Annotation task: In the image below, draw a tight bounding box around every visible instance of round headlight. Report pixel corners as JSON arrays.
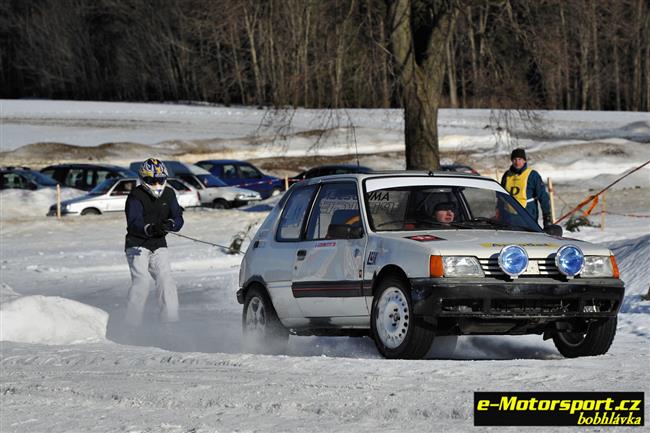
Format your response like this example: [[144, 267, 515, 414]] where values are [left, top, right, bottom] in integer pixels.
[[498, 245, 529, 277], [555, 245, 584, 277]]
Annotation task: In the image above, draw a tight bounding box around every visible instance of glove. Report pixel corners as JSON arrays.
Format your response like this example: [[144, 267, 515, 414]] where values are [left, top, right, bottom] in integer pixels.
[[162, 219, 175, 232], [148, 222, 167, 237], [542, 213, 552, 229]]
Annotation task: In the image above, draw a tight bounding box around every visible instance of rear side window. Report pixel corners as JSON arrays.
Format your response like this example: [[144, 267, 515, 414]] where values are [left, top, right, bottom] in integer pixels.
[[277, 185, 317, 241], [222, 164, 238, 179], [306, 183, 361, 240], [240, 164, 262, 179]]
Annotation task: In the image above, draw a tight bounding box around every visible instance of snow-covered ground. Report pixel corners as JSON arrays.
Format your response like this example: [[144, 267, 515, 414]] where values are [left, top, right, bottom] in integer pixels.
[[1, 100, 649, 433]]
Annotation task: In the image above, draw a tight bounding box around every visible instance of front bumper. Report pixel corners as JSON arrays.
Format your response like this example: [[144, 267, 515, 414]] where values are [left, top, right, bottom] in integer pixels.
[[47, 208, 77, 216], [409, 277, 624, 319]]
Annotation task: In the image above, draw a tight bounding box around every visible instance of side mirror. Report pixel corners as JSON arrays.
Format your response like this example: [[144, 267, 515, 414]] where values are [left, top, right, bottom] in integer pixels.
[[544, 224, 563, 237]]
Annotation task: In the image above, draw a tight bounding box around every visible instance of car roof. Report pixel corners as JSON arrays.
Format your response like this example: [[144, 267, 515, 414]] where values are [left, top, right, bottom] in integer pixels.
[[197, 159, 252, 165], [41, 163, 131, 170], [297, 170, 501, 187]]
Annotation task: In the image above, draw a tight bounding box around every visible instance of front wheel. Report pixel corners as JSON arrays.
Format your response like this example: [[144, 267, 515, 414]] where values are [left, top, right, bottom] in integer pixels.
[[242, 286, 289, 354], [552, 317, 617, 358], [371, 276, 434, 359], [212, 199, 229, 209]]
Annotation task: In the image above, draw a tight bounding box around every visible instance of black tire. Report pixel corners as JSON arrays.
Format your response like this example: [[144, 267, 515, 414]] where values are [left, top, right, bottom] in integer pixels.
[[212, 199, 229, 209], [371, 276, 434, 359], [80, 208, 100, 215], [552, 317, 617, 358], [242, 285, 289, 354]]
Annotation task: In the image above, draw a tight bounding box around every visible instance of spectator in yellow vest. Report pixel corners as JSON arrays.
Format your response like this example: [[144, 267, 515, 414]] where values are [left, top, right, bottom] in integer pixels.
[[501, 148, 552, 228]]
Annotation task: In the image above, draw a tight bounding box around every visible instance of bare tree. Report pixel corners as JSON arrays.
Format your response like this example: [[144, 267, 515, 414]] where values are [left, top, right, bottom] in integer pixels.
[[387, 0, 456, 170]]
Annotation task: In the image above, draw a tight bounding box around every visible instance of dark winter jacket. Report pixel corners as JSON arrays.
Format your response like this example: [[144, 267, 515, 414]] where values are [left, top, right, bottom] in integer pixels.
[[501, 163, 551, 222], [125, 185, 184, 251]]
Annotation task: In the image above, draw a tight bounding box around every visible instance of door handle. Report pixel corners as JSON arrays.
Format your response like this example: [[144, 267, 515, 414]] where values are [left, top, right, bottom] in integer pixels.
[[296, 249, 307, 261]]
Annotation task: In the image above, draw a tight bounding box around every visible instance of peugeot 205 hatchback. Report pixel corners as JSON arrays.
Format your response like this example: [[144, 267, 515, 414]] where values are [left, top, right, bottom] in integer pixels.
[[238, 172, 624, 359]]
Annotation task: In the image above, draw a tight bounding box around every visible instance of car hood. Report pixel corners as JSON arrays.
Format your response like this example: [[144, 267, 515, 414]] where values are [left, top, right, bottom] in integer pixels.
[[375, 229, 611, 257], [60, 194, 105, 206]]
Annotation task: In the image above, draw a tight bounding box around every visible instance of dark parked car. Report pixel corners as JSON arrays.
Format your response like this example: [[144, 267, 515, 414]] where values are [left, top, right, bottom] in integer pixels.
[[1, 168, 58, 190], [289, 164, 375, 185], [40, 163, 136, 191], [440, 164, 480, 175], [195, 159, 284, 199]]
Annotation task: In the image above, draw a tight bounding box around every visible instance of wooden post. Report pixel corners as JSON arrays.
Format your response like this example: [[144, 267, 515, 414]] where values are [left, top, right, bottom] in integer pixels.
[[548, 177, 556, 223], [56, 184, 61, 219], [284, 176, 289, 191], [601, 191, 606, 231]]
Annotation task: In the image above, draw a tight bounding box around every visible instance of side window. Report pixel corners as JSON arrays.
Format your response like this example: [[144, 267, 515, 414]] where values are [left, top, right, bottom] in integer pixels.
[[41, 168, 56, 181], [110, 180, 135, 196], [2, 173, 25, 189], [167, 179, 189, 192], [95, 170, 114, 184], [222, 164, 238, 179], [277, 185, 317, 241], [66, 169, 86, 189], [306, 183, 361, 240], [239, 164, 262, 179], [179, 174, 202, 189]]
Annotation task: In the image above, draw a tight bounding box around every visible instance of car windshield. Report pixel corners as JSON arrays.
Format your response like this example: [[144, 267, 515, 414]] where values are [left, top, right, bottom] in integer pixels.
[[89, 178, 117, 195], [21, 171, 58, 186], [364, 182, 541, 233], [196, 174, 227, 187]]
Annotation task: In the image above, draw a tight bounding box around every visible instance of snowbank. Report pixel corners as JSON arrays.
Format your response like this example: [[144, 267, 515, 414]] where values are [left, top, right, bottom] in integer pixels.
[[0, 287, 109, 344], [0, 187, 84, 220], [610, 234, 650, 313]]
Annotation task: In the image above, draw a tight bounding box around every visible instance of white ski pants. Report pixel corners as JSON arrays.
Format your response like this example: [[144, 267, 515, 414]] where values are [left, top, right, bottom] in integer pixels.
[[125, 246, 179, 326]]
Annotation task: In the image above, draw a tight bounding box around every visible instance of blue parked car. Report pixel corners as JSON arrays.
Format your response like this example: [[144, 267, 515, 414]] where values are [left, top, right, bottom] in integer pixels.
[[195, 160, 284, 199]]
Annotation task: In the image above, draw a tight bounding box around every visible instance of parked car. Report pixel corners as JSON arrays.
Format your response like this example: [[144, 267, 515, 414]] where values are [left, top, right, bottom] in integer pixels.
[[129, 161, 262, 208], [289, 163, 374, 185], [40, 163, 136, 191], [1, 168, 58, 190], [440, 164, 480, 175], [195, 159, 285, 199], [47, 177, 200, 216], [238, 171, 624, 359]]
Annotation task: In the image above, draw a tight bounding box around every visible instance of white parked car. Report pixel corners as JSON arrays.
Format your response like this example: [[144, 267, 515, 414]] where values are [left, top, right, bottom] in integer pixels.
[[130, 161, 262, 208], [48, 177, 200, 216], [238, 172, 624, 359]]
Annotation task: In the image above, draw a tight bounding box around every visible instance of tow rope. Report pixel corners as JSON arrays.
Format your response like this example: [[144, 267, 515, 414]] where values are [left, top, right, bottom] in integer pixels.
[[169, 232, 245, 255], [554, 159, 650, 224]]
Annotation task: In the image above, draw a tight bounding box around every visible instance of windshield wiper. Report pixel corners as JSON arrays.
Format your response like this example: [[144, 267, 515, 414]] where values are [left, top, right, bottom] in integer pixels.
[[466, 218, 537, 232]]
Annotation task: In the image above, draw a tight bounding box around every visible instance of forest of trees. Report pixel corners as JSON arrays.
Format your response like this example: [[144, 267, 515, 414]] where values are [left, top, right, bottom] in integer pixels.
[[2, 0, 649, 112]]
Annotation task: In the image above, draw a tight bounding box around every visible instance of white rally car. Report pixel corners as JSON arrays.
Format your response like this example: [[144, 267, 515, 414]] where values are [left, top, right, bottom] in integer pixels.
[[238, 172, 624, 359]]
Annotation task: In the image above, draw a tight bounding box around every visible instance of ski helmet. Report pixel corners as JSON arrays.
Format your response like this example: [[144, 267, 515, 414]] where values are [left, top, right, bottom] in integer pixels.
[[138, 158, 168, 198]]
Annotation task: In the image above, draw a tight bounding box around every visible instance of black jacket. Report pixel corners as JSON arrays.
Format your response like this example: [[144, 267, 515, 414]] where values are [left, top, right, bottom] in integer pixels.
[[124, 185, 184, 251]]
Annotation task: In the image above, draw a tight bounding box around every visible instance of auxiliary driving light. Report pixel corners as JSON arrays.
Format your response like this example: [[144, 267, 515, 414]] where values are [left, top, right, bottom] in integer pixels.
[[498, 245, 529, 278], [555, 245, 584, 277]]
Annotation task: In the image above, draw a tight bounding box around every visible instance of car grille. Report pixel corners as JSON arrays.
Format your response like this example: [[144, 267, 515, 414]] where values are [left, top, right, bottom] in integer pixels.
[[479, 257, 561, 277]]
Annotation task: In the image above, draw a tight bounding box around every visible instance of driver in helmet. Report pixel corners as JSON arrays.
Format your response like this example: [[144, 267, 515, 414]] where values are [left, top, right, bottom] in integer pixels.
[[433, 202, 456, 224], [124, 158, 184, 326]]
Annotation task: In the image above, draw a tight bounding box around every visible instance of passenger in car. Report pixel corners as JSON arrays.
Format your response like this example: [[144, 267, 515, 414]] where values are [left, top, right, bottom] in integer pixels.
[[433, 202, 456, 224]]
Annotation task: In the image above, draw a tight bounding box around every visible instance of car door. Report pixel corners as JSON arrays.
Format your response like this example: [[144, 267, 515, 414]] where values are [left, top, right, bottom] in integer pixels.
[[237, 163, 267, 195], [268, 184, 319, 319], [106, 179, 135, 211], [291, 181, 368, 318]]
